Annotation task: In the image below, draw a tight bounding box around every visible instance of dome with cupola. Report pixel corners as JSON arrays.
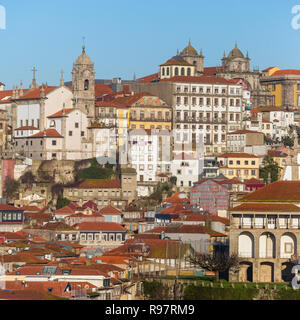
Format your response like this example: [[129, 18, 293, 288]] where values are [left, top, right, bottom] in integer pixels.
[[180, 40, 199, 57], [228, 42, 244, 59], [74, 46, 94, 65]]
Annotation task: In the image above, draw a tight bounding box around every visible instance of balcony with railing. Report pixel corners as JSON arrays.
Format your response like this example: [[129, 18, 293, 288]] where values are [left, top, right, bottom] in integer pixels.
[[231, 215, 300, 230]]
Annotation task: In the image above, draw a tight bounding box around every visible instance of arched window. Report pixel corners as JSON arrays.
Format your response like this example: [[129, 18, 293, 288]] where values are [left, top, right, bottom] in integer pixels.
[[162, 68, 165, 76], [166, 67, 170, 76], [181, 68, 185, 76], [84, 79, 89, 90], [175, 67, 179, 76], [187, 68, 191, 76]]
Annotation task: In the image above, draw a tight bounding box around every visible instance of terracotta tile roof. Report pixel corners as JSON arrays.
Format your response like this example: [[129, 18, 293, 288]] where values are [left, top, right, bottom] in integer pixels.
[[48, 108, 73, 118], [112, 92, 157, 107], [160, 75, 240, 85], [161, 59, 193, 67], [0, 204, 23, 211], [75, 179, 121, 189], [98, 205, 122, 216], [257, 106, 293, 112], [267, 150, 288, 157], [218, 152, 258, 158], [107, 239, 190, 259], [271, 69, 300, 76], [240, 181, 300, 202], [159, 204, 190, 215], [15, 126, 39, 131], [228, 130, 261, 135], [95, 84, 113, 97], [244, 178, 265, 185], [0, 289, 62, 300], [137, 73, 159, 83], [262, 67, 276, 72], [30, 129, 63, 138], [163, 192, 190, 204], [203, 67, 224, 76], [82, 201, 98, 211], [15, 86, 57, 100], [20, 206, 40, 212], [74, 222, 127, 232], [53, 205, 76, 215], [231, 203, 300, 212]]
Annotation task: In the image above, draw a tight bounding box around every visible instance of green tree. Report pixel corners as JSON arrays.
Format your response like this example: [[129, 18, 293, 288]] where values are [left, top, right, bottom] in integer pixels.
[[188, 252, 240, 283], [56, 195, 71, 210], [282, 136, 294, 148], [260, 155, 282, 184], [3, 177, 20, 201]]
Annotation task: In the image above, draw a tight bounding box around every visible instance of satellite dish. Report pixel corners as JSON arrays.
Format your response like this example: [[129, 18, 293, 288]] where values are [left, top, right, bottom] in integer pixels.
[[8, 250, 12, 255]]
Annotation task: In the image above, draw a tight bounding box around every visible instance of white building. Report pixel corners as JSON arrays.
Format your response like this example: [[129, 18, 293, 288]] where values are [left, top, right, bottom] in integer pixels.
[[172, 77, 244, 156], [171, 152, 204, 188]]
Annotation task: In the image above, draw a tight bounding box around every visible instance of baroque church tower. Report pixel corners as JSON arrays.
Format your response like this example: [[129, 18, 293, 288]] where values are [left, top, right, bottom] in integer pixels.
[[72, 45, 95, 119]]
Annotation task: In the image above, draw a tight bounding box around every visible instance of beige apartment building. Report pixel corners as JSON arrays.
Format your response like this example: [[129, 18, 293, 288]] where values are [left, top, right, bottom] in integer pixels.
[[218, 153, 259, 181], [64, 170, 137, 209], [229, 180, 300, 283]]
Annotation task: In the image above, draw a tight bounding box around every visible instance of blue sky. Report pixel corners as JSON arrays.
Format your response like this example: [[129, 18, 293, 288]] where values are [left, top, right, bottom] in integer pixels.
[[0, 0, 300, 89]]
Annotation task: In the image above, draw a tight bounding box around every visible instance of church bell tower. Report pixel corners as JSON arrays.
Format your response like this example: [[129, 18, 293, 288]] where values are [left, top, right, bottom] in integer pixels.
[[72, 45, 95, 119]]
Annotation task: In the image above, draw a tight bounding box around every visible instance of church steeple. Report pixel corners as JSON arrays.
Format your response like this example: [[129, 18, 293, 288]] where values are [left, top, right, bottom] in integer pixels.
[[72, 45, 95, 118]]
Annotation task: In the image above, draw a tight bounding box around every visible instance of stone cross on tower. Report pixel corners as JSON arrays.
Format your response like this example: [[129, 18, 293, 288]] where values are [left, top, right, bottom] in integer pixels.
[[30, 67, 38, 89]]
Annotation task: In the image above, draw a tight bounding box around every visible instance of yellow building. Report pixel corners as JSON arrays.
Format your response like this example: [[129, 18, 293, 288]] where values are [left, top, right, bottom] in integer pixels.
[[218, 153, 259, 181], [124, 92, 172, 130], [261, 67, 300, 108]]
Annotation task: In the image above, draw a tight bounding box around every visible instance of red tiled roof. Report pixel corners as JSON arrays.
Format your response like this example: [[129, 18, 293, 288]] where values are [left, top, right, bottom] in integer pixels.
[[203, 66, 224, 76], [244, 178, 265, 185], [15, 126, 39, 131], [98, 205, 122, 216], [231, 203, 300, 212], [262, 67, 276, 72], [163, 192, 190, 204], [53, 206, 75, 215], [75, 179, 121, 189], [82, 201, 98, 211], [0, 204, 23, 211], [95, 84, 113, 97], [267, 150, 288, 157], [271, 69, 300, 76], [218, 153, 258, 158], [161, 59, 193, 67], [48, 109, 73, 118], [240, 181, 300, 202], [160, 75, 240, 85], [137, 73, 159, 83], [30, 129, 63, 138], [228, 130, 261, 135], [74, 222, 127, 232], [15, 86, 57, 100]]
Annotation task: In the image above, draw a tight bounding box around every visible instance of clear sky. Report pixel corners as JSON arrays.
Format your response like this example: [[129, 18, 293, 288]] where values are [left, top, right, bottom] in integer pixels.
[[1, 0, 300, 89]]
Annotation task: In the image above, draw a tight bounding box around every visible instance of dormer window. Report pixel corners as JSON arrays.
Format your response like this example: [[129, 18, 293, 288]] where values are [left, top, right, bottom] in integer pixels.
[[84, 79, 89, 90]]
